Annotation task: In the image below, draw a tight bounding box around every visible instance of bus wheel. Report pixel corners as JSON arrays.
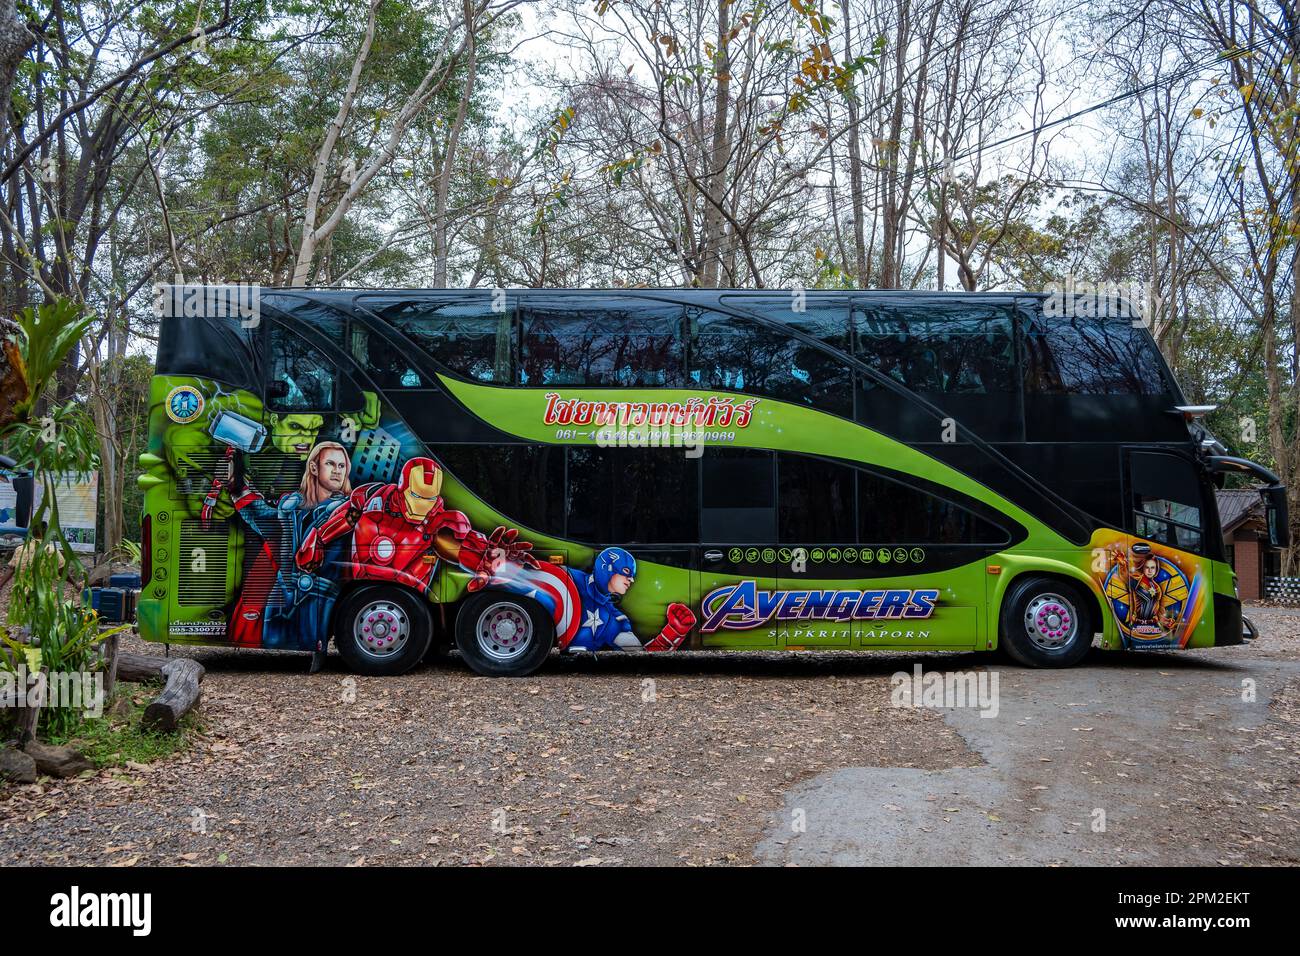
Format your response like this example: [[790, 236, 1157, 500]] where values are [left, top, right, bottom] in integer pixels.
[[999, 577, 1094, 668], [335, 586, 432, 676], [455, 591, 554, 677]]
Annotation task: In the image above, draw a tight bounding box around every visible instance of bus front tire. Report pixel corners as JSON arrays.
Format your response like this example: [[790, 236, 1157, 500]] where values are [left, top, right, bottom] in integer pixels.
[[454, 591, 554, 677], [998, 576, 1095, 668], [334, 585, 433, 676]]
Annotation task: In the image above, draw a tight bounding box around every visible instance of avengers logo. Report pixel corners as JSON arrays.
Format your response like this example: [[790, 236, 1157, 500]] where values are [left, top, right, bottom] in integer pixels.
[[701, 581, 938, 633]]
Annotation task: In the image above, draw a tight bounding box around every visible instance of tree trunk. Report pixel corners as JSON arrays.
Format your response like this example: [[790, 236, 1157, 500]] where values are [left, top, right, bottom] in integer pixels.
[[700, 0, 732, 288], [433, 1, 479, 288], [0, 0, 34, 149], [843, 2, 869, 287]]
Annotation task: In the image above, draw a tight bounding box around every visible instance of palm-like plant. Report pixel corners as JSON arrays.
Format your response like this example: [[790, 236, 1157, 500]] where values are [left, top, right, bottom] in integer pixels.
[[1, 298, 106, 736]]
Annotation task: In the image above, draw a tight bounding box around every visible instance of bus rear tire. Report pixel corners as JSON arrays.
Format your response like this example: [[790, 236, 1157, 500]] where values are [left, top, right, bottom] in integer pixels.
[[998, 576, 1094, 668], [335, 585, 433, 676], [455, 591, 554, 677]]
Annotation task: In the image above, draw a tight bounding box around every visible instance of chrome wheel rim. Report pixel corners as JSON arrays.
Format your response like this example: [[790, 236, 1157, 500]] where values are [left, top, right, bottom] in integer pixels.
[[476, 602, 532, 662], [1024, 593, 1078, 651], [353, 600, 410, 659]]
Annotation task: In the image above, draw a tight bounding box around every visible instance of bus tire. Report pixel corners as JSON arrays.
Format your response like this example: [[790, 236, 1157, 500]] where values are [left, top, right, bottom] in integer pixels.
[[334, 585, 433, 676], [998, 576, 1094, 668], [454, 591, 554, 677]]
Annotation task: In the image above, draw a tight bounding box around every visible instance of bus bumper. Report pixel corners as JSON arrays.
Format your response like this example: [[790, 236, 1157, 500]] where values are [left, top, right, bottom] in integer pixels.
[[1213, 592, 1249, 646]]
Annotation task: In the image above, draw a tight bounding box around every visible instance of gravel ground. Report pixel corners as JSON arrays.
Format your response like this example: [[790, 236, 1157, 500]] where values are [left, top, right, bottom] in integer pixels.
[[1, 606, 1297, 866]]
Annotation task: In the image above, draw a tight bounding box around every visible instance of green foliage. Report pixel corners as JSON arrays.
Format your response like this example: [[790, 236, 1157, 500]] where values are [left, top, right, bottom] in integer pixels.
[[0, 546, 130, 738], [0, 297, 112, 737], [5, 300, 93, 421], [47, 684, 202, 767]]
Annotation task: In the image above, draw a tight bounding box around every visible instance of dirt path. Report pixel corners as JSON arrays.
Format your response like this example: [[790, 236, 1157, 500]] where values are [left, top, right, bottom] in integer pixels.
[[0, 646, 976, 866], [757, 612, 1300, 866], [2, 609, 1297, 866]]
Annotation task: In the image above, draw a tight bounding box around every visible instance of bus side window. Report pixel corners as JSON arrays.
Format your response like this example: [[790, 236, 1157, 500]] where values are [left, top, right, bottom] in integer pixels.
[[434, 445, 565, 535], [701, 448, 775, 543], [566, 447, 697, 544], [520, 301, 685, 387], [856, 466, 1006, 544], [778, 453, 855, 543], [376, 299, 513, 384], [267, 323, 337, 412], [1128, 451, 1203, 552], [688, 309, 851, 416], [350, 324, 424, 388], [853, 304, 1015, 395], [1025, 316, 1167, 396]]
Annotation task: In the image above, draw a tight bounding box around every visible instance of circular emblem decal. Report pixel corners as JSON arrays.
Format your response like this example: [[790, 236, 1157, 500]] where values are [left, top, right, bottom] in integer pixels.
[[1103, 550, 1194, 644], [165, 385, 204, 424]]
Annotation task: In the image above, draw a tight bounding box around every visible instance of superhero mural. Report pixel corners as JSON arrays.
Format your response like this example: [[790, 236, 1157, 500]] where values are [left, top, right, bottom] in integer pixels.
[[289, 454, 695, 653], [289, 453, 537, 616], [1092, 532, 1206, 649], [221, 441, 352, 646], [155, 378, 694, 654], [487, 546, 697, 653]]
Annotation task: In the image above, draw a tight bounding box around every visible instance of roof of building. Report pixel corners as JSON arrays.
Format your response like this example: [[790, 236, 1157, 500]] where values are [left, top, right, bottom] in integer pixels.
[[1216, 488, 1265, 535]]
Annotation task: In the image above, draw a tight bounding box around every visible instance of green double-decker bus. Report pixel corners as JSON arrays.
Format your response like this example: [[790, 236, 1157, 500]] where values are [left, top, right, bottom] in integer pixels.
[[138, 288, 1287, 676]]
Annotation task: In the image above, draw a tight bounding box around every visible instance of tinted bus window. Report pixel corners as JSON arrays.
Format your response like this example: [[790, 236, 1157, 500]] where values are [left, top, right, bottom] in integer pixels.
[[719, 295, 852, 351], [350, 324, 426, 389], [434, 445, 564, 535], [857, 468, 1005, 544], [688, 309, 852, 416], [701, 448, 775, 542], [268, 322, 336, 412], [521, 301, 684, 387], [566, 447, 697, 543], [853, 303, 1016, 394], [365, 298, 513, 384], [1024, 317, 1167, 395], [778, 453, 855, 543]]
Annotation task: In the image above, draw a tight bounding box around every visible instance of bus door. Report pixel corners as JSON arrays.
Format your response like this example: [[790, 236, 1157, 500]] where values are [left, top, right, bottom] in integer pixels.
[[694, 448, 780, 648], [1117, 447, 1213, 647]]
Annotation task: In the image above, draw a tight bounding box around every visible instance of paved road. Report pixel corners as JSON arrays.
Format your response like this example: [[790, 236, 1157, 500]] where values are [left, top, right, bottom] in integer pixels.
[[757, 629, 1300, 865]]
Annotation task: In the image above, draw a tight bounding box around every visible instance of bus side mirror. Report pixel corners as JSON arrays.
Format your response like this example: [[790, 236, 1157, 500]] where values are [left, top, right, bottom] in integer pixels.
[[1264, 485, 1290, 550]]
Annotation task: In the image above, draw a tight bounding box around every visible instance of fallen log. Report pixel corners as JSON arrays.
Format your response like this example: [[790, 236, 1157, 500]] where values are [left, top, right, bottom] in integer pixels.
[[115, 653, 204, 732]]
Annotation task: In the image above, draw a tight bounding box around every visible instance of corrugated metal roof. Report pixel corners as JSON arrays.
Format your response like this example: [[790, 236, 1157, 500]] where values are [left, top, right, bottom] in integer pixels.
[[1216, 489, 1264, 535]]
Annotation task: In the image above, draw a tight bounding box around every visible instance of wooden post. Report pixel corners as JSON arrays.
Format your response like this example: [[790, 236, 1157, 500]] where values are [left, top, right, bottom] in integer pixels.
[[103, 631, 121, 697], [16, 667, 43, 744]]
